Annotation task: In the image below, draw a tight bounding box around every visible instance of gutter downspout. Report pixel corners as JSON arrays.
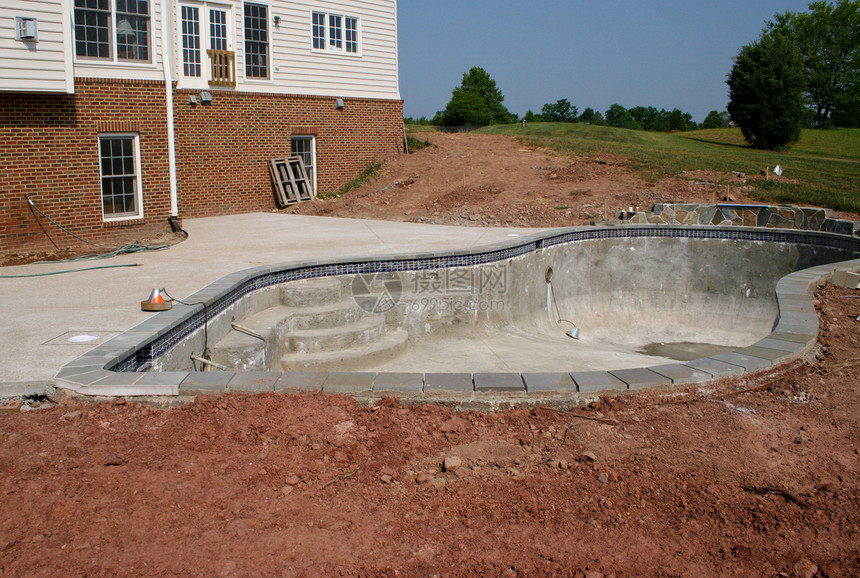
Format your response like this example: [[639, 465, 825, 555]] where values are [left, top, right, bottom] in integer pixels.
[[160, 0, 179, 219]]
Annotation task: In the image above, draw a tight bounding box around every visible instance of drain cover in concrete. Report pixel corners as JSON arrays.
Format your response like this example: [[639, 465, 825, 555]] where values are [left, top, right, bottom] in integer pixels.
[[43, 331, 120, 345]]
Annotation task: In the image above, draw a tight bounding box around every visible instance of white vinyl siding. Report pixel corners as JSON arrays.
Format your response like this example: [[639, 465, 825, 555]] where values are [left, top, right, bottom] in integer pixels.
[[263, 0, 398, 99], [3, 0, 398, 99], [0, 0, 74, 93]]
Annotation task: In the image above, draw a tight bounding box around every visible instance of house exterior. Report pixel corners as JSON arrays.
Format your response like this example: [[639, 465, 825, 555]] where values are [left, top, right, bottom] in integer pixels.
[[0, 0, 402, 253]]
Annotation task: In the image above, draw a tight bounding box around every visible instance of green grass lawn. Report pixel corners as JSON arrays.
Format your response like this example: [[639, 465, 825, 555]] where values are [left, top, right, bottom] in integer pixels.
[[476, 123, 860, 214]]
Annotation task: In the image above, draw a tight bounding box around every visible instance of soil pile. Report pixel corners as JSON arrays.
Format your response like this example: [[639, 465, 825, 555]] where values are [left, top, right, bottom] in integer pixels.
[[289, 132, 761, 227], [0, 283, 857, 575]]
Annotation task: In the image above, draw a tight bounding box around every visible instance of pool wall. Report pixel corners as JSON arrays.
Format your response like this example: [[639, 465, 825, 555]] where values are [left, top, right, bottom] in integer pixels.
[[54, 223, 860, 405]]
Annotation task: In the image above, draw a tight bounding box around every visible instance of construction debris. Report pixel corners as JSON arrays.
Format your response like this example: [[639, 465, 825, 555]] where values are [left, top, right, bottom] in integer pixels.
[[269, 156, 313, 207]]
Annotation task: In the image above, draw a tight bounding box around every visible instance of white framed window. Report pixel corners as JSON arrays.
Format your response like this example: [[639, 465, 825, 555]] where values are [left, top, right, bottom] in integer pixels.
[[74, 0, 151, 62], [99, 134, 143, 221], [311, 11, 359, 54], [243, 2, 269, 79], [345, 17, 358, 53], [179, 2, 235, 87], [291, 136, 316, 196]]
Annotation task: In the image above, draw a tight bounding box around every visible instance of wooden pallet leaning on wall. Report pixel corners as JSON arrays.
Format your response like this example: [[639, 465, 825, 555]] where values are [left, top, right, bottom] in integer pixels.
[[269, 156, 313, 207]]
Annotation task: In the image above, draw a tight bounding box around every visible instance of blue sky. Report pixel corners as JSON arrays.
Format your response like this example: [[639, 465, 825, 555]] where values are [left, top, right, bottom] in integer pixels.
[[397, 0, 814, 123]]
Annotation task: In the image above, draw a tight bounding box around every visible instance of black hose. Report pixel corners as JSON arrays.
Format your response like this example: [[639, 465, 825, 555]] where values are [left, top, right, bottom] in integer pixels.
[[160, 289, 208, 365]]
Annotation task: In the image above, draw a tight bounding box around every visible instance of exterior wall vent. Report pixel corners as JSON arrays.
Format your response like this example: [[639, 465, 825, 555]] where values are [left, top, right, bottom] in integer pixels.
[[16, 17, 38, 41]]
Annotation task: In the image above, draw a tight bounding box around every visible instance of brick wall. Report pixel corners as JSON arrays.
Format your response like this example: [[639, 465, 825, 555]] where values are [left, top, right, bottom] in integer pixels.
[[172, 88, 404, 217], [1, 79, 404, 254], [0, 79, 171, 254]]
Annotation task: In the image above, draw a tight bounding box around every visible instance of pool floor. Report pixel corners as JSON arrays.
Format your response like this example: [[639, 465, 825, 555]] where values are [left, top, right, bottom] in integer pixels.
[[364, 325, 763, 374]]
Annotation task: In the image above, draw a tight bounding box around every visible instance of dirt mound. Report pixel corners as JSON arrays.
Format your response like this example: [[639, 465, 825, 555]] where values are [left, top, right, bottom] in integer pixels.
[[1, 282, 858, 575], [288, 132, 762, 227]]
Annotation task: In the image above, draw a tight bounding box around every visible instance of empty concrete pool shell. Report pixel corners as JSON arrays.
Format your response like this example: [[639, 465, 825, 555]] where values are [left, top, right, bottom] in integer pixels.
[[55, 219, 860, 407]]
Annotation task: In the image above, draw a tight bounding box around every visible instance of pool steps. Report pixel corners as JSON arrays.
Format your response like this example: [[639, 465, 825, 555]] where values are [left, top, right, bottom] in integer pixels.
[[210, 277, 409, 372]]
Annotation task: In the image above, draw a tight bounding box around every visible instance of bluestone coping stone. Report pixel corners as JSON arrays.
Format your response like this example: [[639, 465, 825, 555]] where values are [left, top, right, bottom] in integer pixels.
[[685, 358, 745, 377], [753, 338, 807, 353], [709, 352, 773, 372], [275, 371, 326, 391], [522, 373, 577, 392], [649, 364, 713, 384], [179, 371, 232, 393], [227, 371, 280, 392], [474, 373, 525, 393], [609, 368, 672, 389], [373, 372, 424, 394], [323, 372, 376, 393], [425, 373, 473, 393], [570, 371, 627, 393]]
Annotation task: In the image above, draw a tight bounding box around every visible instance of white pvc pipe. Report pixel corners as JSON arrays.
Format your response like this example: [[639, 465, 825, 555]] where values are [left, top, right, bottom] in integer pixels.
[[160, 0, 179, 217]]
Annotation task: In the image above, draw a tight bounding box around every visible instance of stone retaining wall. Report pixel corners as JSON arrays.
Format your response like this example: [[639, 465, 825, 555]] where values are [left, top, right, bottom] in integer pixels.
[[619, 204, 859, 236]]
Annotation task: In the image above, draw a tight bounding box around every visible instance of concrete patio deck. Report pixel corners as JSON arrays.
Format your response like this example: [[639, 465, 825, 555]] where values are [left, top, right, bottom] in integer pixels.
[[0, 213, 544, 396]]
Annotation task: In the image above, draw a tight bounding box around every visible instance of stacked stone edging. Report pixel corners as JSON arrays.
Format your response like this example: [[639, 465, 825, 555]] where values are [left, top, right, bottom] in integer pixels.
[[620, 204, 859, 237]]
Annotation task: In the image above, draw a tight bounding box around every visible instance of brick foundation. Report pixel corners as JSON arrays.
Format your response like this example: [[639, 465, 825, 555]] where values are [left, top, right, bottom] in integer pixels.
[[0, 79, 404, 254]]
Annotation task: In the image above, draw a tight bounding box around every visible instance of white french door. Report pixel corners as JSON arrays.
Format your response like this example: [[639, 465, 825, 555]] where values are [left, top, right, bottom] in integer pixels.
[[178, 2, 234, 88]]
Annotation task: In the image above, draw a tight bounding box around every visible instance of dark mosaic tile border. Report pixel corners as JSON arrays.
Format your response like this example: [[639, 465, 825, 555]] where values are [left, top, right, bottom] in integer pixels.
[[110, 225, 860, 374]]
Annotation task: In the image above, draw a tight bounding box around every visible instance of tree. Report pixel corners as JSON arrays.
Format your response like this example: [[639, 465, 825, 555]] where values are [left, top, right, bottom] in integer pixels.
[[523, 110, 539, 123], [727, 32, 807, 150], [439, 67, 516, 126], [439, 89, 493, 126], [701, 110, 730, 129], [605, 104, 639, 128], [767, 1, 860, 127], [540, 99, 578, 122], [578, 108, 604, 125], [832, 98, 860, 127], [629, 106, 667, 131], [665, 109, 697, 131], [404, 115, 432, 126]]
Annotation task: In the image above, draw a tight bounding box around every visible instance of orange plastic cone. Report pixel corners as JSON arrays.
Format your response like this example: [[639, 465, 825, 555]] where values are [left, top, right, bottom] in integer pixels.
[[141, 289, 171, 311]]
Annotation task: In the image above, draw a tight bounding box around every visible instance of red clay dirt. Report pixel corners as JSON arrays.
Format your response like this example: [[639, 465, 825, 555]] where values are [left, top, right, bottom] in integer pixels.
[[287, 131, 767, 227], [0, 282, 858, 576], [1, 132, 859, 575]]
